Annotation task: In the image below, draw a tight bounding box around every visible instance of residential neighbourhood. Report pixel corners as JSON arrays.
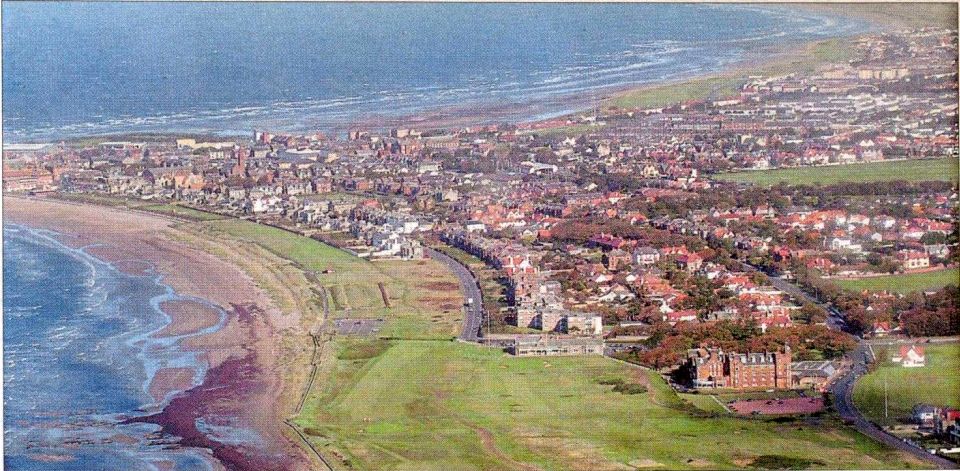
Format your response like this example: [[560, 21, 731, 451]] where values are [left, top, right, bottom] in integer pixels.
[[4, 25, 960, 466]]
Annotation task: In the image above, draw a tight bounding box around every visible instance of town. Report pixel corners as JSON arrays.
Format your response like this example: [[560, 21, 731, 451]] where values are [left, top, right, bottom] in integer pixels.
[[5, 26, 960, 462]]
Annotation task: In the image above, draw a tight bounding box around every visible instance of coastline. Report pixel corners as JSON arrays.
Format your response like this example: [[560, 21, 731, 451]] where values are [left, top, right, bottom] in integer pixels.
[[3, 5, 896, 144], [3, 196, 318, 470]]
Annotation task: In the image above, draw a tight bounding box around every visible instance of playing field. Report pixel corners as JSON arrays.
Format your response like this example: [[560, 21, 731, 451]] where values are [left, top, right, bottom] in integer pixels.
[[711, 158, 958, 186], [853, 342, 960, 427], [833, 268, 959, 294], [295, 340, 928, 470]]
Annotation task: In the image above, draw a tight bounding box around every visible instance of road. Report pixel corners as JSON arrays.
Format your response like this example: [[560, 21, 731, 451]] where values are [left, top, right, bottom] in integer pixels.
[[426, 248, 484, 342], [738, 260, 957, 468], [735, 261, 847, 330], [829, 343, 958, 469]]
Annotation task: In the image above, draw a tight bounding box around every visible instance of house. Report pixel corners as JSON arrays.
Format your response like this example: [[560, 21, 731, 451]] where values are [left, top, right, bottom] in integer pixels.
[[633, 246, 661, 266], [891, 345, 926, 368], [663, 310, 697, 325], [676, 253, 703, 273], [897, 250, 930, 270], [936, 408, 960, 444], [871, 321, 892, 337], [604, 249, 632, 271]]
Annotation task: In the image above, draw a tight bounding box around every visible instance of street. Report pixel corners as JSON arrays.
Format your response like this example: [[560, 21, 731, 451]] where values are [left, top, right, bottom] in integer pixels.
[[426, 248, 484, 342], [738, 261, 956, 468], [829, 343, 958, 469]]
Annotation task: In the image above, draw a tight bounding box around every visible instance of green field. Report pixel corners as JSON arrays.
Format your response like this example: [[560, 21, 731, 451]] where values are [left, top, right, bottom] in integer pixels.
[[294, 340, 927, 470], [606, 76, 744, 110], [712, 159, 958, 186], [834, 268, 959, 294], [205, 219, 464, 339], [679, 393, 730, 414], [57, 196, 934, 468], [853, 342, 960, 427], [53, 193, 226, 221]]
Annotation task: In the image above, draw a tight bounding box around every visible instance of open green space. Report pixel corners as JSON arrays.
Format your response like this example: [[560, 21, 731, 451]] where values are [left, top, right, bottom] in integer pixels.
[[853, 342, 960, 427], [801, 3, 959, 30], [295, 340, 927, 470], [53, 193, 225, 221], [713, 158, 959, 186], [833, 267, 959, 294], [679, 393, 730, 414], [205, 219, 463, 339]]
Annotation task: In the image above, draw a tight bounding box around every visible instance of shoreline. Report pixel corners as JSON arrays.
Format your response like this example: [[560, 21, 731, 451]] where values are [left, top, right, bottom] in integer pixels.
[[2, 6, 905, 144], [3, 196, 317, 470]]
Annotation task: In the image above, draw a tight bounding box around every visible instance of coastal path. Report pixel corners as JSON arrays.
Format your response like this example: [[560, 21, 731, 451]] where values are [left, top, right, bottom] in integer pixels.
[[425, 247, 484, 342]]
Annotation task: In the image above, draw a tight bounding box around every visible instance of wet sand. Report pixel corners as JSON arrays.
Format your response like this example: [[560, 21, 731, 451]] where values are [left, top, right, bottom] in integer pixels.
[[149, 367, 197, 403], [156, 300, 222, 337], [4, 196, 316, 470]]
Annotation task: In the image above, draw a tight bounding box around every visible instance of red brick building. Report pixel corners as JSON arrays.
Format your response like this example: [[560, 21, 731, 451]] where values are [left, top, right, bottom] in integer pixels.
[[687, 346, 791, 390]]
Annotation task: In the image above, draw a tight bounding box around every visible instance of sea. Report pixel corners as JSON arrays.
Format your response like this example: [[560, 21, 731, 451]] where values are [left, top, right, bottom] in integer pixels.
[[1, 3, 871, 142], [2, 4, 870, 468], [3, 225, 227, 470]]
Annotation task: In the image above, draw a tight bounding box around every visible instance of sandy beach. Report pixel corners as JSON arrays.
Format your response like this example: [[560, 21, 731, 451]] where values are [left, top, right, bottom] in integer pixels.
[[3, 196, 317, 470]]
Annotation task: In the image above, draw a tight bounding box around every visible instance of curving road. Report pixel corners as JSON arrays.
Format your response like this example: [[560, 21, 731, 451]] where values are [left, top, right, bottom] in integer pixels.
[[830, 343, 958, 469], [426, 247, 484, 342], [737, 261, 956, 468]]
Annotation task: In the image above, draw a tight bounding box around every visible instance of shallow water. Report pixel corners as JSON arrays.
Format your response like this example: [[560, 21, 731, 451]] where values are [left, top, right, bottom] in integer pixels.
[[1, 3, 870, 140], [3, 224, 228, 470]]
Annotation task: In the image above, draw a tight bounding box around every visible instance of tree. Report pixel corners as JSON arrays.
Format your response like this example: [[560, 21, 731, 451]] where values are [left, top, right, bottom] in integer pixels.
[[799, 303, 828, 324]]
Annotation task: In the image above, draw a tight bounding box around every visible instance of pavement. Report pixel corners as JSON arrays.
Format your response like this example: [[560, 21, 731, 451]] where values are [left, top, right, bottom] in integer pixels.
[[426, 248, 484, 342], [333, 318, 384, 337]]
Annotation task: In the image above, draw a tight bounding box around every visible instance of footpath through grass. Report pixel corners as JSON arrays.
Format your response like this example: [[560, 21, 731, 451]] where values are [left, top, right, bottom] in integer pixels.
[[296, 340, 928, 470], [853, 342, 960, 428], [712, 158, 958, 186], [833, 267, 959, 294]]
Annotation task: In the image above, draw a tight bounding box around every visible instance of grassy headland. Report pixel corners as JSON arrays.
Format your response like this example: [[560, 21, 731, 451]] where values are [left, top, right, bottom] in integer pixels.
[[604, 36, 863, 111]]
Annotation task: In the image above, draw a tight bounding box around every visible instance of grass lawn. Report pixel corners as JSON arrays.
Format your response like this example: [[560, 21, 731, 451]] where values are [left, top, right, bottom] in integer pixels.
[[679, 393, 730, 414], [606, 76, 743, 110], [834, 268, 959, 294], [853, 342, 960, 427], [295, 340, 928, 470], [712, 158, 958, 186]]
